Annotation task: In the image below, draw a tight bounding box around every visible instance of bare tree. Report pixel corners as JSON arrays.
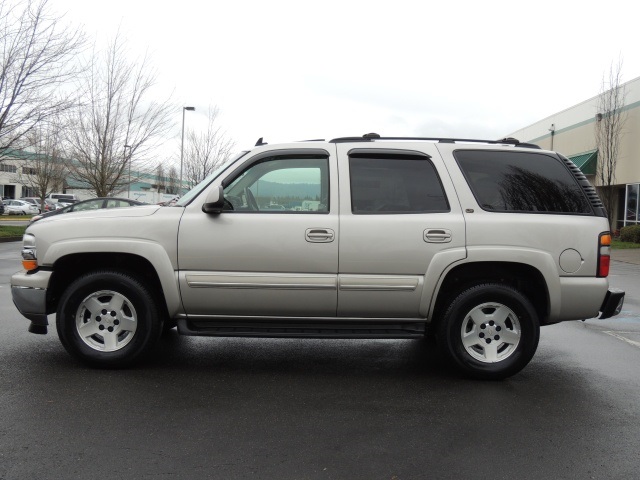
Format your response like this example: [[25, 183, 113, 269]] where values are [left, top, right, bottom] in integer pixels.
[[13, 119, 68, 209], [183, 106, 235, 190], [595, 59, 627, 229], [0, 0, 84, 152], [166, 165, 179, 195], [156, 163, 166, 193], [66, 32, 174, 197]]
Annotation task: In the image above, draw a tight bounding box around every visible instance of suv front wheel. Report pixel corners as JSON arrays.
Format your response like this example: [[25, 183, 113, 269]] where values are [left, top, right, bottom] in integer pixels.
[[56, 270, 162, 367], [438, 284, 540, 380]]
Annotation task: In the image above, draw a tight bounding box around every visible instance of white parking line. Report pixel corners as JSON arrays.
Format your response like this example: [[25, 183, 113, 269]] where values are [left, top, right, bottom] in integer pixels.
[[603, 331, 640, 349]]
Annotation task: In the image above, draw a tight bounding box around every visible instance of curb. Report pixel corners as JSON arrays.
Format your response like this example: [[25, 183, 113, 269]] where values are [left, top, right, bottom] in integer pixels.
[[0, 237, 22, 243]]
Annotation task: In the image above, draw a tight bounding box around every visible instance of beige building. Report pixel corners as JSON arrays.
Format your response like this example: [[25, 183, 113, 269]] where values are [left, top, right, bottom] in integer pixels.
[[510, 75, 640, 231]]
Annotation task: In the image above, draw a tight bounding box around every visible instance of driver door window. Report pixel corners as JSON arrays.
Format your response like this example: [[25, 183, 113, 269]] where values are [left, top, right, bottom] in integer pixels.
[[223, 156, 329, 213]]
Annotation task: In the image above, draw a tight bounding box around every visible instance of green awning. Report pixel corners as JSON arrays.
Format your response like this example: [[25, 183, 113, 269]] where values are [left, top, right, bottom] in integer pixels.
[[568, 150, 597, 175]]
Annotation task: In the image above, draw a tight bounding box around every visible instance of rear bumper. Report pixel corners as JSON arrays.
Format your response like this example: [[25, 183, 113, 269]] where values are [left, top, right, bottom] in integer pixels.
[[599, 288, 625, 319]]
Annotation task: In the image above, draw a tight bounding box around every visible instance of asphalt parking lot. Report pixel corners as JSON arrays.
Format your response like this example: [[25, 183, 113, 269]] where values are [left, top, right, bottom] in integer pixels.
[[1, 241, 639, 479]]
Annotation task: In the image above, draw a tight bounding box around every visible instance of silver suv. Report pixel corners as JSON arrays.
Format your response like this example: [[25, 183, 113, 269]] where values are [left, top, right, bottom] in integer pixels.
[[11, 134, 625, 379]]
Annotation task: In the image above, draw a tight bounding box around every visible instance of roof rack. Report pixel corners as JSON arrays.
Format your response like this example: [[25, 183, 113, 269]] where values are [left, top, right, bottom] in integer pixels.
[[328, 133, 541, 149]]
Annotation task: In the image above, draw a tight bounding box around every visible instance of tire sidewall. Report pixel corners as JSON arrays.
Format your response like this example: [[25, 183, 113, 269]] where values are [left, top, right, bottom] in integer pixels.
[[56, 271, 160, 367], [440, 284, 540, 380]]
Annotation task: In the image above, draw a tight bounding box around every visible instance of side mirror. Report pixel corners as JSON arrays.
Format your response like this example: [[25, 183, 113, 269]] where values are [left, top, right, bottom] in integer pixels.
[[202, 185, 225, 214]]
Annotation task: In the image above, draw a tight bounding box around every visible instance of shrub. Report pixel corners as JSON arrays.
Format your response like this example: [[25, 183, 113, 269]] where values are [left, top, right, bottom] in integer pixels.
[[620, 225, 640, 243]]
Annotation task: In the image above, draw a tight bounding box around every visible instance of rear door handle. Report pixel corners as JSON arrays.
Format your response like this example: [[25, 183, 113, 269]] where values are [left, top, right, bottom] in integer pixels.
[[424, 229, 452, 243], [306, 228, 335, 243]]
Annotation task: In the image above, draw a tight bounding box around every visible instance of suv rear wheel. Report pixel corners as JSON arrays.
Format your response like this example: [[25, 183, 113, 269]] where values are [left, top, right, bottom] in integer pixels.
[[438, 284, 540, 380], [56, 270, 162, 367]]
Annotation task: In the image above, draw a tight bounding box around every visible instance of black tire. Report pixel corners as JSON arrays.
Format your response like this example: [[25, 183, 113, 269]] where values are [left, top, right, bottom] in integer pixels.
[[437, 283, 540, 380], [56, 270, 163, 368]]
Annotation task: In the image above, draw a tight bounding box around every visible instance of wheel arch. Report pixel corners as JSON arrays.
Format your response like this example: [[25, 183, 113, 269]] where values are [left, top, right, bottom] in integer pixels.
[[46, 250, 179, 320], [429, 261, 551, 328]]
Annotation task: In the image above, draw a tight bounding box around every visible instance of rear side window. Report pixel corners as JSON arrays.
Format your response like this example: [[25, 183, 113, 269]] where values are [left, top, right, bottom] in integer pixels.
[[349, 153, 449, 214], [455, 150, 593, 214]]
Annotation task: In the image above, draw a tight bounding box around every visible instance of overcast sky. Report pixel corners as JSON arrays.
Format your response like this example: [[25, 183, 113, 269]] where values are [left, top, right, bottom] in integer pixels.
[[52, 0, 640, 154]]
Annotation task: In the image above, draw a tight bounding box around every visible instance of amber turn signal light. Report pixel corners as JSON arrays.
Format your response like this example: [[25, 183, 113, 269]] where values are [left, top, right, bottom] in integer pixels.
[[22, 259, 38, 271]]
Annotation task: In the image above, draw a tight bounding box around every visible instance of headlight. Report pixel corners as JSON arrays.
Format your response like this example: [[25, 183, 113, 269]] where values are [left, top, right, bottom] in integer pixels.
[[21, 233, 38, 271]]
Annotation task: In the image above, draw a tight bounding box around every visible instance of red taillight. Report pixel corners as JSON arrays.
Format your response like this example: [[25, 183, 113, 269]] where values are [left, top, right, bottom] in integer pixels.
[[599, 255, 610, 277], [598, 232, 611, 277]]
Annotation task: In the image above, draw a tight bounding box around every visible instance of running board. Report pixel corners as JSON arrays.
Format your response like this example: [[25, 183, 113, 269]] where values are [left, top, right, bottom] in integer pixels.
[[177, 319, 426, 339]]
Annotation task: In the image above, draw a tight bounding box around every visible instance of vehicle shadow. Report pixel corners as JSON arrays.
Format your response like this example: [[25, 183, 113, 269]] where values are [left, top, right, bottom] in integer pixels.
[[146, 332, 461, 379]]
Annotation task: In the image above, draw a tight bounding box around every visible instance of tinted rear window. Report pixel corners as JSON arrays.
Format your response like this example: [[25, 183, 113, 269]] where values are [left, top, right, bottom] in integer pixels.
[[455, 150, 592, 214], [349, 155, 449, 214]]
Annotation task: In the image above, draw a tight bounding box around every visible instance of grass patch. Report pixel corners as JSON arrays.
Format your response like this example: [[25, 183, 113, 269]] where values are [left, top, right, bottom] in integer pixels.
[[612, 239, 640, 249], [0, 215, 33, 221], [0, 225, 26, 237]]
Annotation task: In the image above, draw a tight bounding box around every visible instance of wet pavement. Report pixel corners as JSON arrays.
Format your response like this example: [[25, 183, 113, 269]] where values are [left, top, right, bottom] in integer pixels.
[[611, 248, 640, 265], [0, 219, 30, 227]]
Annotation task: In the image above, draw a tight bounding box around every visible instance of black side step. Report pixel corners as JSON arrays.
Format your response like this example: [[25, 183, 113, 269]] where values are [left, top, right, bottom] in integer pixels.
[[177, 319, 426, 339]]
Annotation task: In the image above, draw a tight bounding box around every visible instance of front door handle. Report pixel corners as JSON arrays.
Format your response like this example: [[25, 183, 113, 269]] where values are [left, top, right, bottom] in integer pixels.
[[306, 228, 335, 243], [424, 229, 452, 243]]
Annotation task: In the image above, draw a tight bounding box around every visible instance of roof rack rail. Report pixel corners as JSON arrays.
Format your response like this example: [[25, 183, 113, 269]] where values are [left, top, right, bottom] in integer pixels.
[[328, 133, 541, 149]]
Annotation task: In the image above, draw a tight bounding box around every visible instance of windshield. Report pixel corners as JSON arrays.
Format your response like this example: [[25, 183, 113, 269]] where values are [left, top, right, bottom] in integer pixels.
[[175, 151, 249, 206]]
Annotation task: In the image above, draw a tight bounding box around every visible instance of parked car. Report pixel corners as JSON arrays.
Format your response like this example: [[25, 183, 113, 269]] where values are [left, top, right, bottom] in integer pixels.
[[0, 198, 4, 215], [43, 199, 61, 212], [40, 199, 68, 212], [47, 193, 78, 203], [4, 199, 39, 215], [19, 197, 43, 214], [30, 197, 145, 223]]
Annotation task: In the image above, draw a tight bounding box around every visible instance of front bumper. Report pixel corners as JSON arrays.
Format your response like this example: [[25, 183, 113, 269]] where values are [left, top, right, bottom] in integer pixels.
[[12, 286, 47, 322], [11, 270, 53, 333], [599, 288, 625, 319]]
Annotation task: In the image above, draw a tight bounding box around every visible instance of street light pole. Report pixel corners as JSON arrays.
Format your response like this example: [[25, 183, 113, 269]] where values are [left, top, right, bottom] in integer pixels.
[[124, 145, 132, 199], [179, 106, 195, 196]]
